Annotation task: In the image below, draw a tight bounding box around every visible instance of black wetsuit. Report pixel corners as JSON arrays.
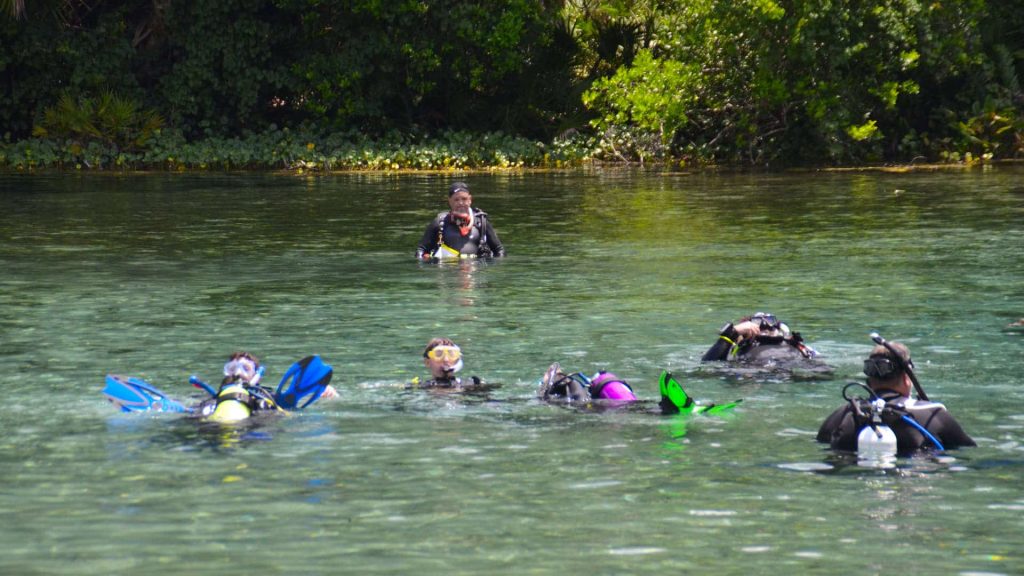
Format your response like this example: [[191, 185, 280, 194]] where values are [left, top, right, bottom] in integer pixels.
[[817, 389, 976, 455], [539, 374, 589, 402], [413, 376, 483, 388], [701, 324, 813, 362], [415, 208, 505, 259]]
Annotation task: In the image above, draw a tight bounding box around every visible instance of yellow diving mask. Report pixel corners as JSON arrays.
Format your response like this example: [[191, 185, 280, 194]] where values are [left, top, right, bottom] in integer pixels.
[[426, 345, 462, 362]]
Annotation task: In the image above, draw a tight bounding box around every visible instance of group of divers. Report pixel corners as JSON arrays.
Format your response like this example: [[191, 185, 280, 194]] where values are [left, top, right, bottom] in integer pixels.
[[103, 182, 977, 463]]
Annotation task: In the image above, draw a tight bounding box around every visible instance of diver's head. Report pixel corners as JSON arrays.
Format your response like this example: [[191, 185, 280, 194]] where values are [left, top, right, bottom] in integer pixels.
[[447, 182, 472, 218], [423, 337, 463, 379], [863, 342, 912, 395], [223, 351, 261, 386], [748, 312, 786, 336]]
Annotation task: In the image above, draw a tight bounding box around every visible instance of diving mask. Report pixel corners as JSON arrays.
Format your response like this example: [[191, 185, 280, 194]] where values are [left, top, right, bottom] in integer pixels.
[[863, 355, 912, 379], [426, 345, 462, 362], [751, 312, 779, 330], [224, 357, 260, 384]]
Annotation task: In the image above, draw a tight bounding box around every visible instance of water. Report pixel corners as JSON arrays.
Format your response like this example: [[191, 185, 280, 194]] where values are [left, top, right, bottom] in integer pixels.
[[1, 168, 1022, 575]]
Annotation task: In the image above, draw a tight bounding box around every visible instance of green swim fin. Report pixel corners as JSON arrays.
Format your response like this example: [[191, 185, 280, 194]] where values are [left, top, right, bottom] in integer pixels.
[[659, 371, 695, 415], [659, 371, 742, 416], [696, 399, 743, 415]]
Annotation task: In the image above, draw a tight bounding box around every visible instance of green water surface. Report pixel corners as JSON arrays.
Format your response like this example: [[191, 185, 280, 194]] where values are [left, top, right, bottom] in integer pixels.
[[0, 168, 1022, 575]]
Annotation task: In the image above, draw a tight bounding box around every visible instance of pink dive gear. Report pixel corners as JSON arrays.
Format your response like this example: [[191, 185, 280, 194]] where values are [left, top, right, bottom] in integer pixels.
[[589, 372, 637, 401]]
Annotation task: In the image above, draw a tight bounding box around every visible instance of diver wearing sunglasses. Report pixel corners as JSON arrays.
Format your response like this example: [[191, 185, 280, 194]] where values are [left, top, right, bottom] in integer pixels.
[[817, 339, 975, 456], [412, 338, 483, 388], [701, 312, 824, 367]]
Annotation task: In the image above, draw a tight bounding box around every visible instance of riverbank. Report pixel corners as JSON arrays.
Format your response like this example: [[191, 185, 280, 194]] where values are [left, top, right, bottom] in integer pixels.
[[0, 129, 597, 172], [1, 128, 1015, 173]]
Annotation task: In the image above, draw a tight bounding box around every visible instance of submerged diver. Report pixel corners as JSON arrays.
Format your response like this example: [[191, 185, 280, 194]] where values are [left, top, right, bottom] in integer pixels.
[[538, 362, 740, 416], [700, 312, 832, 378], [197, 352, 338, 421], [816, 338, 975, 456], [415, 182, 505, 260], [411, 338, 486, 389], [702, 312, 819, 362], [537, 363, 637, 402]]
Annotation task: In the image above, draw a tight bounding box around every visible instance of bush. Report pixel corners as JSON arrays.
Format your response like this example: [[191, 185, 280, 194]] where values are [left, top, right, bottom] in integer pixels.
[[0, 129, 598, 171]]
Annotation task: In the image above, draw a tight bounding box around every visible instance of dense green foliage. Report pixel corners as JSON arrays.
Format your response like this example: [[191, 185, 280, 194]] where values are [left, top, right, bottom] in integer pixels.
[[0, 128, 594, 170], [1, 0, 1021, 168]]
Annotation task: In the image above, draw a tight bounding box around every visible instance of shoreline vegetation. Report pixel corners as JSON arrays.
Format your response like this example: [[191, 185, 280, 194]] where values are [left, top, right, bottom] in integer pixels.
[[2, 2, 1021, 172], [0, 129, 594, 172], [1, 128, 1017, 174]]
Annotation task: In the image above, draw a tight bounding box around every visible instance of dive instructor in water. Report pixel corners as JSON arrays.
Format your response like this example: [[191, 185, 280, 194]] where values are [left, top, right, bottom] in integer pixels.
[[415, 182, 505, 260]]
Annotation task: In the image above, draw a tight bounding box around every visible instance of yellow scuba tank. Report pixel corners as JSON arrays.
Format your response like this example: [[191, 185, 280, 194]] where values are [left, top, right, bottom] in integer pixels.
[[208, 383, 253, 423]]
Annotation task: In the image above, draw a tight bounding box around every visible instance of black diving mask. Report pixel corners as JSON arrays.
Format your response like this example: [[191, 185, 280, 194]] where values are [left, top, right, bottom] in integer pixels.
[[863, 355, 912, 379], [751, 312, 779, 330]]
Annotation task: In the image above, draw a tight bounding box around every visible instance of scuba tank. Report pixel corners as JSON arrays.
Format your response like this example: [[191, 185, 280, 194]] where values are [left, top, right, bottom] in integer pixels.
[[842, 382, 898, 466], [856, 397, 897, 457], [588, 372, 637, 401], [208, 383, 253, 423]]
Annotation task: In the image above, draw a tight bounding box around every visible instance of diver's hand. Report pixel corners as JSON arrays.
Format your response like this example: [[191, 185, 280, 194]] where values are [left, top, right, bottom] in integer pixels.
[[732, 320, 761, 340]]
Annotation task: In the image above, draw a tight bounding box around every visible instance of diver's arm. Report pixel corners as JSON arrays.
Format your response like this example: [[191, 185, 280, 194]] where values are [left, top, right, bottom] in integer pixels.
[[818, 406, 859, 450], [415, 218, 442, 259], [701, 323, 740, 361], [481, 218, 505, 257], [816, 405, 846, 443], [935, 410, 977, 448]]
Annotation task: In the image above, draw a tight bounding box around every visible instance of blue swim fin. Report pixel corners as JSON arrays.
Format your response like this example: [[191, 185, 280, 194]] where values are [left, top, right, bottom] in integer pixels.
[[274, 355, 333, 410], [102, 374, 191, 413]]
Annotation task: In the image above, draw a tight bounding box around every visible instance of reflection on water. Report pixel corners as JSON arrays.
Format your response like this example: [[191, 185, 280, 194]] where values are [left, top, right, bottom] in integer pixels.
[[1, 169, 1023, 575], [422, 258, 485, 308]]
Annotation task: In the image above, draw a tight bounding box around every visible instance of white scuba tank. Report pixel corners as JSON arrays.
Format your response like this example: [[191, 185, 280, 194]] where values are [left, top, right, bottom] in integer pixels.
[[856, 398, 898, 468], [857, 424, 898, 457]]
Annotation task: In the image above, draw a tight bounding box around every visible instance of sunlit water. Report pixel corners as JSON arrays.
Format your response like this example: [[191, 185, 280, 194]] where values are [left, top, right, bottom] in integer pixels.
[[1, 168, 1022, 575]]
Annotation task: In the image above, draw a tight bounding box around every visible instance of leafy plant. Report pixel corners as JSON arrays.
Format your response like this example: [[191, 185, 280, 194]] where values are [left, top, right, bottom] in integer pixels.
[[583, 50, 699, 162], [33, 91, 164, 151]]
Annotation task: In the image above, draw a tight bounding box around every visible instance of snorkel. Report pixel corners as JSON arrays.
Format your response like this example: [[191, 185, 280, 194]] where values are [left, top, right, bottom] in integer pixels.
[[444, 357, 464, 375], [869, 332, 929, 401]]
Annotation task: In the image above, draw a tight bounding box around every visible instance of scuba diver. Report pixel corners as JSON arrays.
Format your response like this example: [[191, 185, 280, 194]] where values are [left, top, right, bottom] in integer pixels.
[[816, 336, 976, 456], [415, 182, 505, 260], [702, 312, 819, 363], [538, 363, 637, 402], [196, 352, 338, 422], [537, 362, 740, 416], [410, 338, 486, 389], [196, 352, 280, 420], [102, 352, 336, 421], [698, 312, 833, 380]]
